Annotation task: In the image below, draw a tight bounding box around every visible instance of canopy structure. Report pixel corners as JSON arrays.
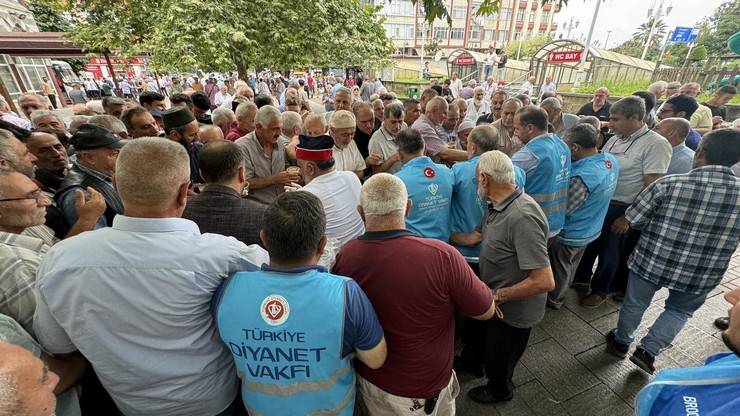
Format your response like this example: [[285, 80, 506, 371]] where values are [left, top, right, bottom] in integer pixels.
[[530, 39, 657, 88], [446, 49, 484, 82]]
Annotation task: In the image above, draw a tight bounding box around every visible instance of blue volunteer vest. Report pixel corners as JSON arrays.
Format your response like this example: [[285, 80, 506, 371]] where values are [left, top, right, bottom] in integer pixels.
[[216, 267, 355, 416], [524, 134, 571, 234], [396, 156, 455, 242], [451, 156, 526, 258], [558, 152, 619, 247]]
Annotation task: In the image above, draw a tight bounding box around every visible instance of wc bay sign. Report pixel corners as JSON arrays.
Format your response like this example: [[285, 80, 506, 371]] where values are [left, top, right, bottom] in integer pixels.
[[547, 50, 583, 63]]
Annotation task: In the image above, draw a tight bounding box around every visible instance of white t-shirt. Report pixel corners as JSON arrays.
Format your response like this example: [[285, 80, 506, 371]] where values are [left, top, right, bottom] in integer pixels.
[[450, 79, 464, 98], [333, 140, 366, 173], [302, 170, 365, 245]]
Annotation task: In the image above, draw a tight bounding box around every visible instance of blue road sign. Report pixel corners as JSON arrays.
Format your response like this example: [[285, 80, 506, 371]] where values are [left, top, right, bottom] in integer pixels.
[[670, 26, 699, 43]]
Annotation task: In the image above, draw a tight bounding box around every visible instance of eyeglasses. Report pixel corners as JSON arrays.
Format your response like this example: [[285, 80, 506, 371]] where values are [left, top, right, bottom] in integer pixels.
[[0, 188, 43, 203]]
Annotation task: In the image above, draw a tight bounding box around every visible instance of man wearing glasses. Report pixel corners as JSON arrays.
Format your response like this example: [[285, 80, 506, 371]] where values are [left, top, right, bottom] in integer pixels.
[[0, 167, 103, 336]]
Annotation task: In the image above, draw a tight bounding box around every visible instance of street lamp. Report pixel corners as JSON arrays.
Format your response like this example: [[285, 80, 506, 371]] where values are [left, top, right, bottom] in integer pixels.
[[573, 0, 605, 90], [563, 17, 580, 40], [641, 0, 672, 60]]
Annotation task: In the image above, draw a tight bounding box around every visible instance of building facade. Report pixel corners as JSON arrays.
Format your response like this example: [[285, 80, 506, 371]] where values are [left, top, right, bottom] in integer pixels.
[[376, 0, 560, 57]]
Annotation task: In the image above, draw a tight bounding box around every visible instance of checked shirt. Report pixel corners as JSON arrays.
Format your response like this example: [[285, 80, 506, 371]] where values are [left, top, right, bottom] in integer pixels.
[[626, 165, 740, 294]]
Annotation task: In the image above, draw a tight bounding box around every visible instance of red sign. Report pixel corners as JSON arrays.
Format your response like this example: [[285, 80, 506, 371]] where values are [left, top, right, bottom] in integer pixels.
[[547, 50, 583, 63], [88, 57, 145, 66], [455, 56, 476, 65]]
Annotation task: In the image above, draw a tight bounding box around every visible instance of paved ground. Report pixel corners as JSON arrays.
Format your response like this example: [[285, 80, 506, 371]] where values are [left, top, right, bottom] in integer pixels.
[[456, 249, 740, 415]]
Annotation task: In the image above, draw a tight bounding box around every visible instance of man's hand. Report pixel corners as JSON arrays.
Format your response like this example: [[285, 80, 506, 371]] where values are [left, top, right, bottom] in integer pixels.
[[611, 216, 630, 234], [365, 153, 383, 166], [283, 182, 302, 192], [75, 187, 105, 221], [274, 171, 301, 186]]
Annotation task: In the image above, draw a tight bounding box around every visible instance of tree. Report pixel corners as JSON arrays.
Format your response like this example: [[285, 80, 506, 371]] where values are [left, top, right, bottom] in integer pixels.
[[504, 35, 551, 59], [632, 17, 667, 46], [689, 45, 708, 62], [695, 0, 740, 56], [35, 0, 395, 75], [26, 0, 88, 74]]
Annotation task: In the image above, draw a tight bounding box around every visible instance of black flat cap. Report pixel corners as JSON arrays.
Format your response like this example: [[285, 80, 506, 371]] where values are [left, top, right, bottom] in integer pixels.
[[71, 124, 128, 150], [162, 106, 196, 131]]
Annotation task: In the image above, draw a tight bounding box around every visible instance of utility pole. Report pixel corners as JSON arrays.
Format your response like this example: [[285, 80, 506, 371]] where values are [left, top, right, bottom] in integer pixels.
[[641, 0, 673, 60], [573, 0, 604, 90], [604, 30, 612, 49]]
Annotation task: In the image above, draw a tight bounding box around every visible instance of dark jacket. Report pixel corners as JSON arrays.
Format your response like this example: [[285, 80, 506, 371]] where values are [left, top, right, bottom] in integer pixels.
[[55, 161, 124, 227]]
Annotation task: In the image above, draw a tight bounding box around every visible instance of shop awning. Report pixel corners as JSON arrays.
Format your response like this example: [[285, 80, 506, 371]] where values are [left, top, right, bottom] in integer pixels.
[[0, 32, 85, 57]]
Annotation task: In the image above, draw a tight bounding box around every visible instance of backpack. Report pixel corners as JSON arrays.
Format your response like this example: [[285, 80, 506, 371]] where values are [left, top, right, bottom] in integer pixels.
[[636, 353, 740, 416]]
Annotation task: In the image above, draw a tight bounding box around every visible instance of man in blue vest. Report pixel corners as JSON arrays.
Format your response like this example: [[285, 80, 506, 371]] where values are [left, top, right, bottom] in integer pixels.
[[450, 125, 526, 271], [511, 106, 571, 240], [214, 191, 387, 416], [547, 124, 619, 309], [394, 128, 455, 242]]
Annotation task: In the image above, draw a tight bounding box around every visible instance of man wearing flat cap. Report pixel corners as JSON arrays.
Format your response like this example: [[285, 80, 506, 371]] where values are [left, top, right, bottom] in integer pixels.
[[55, 124, 127, 229], [296, 134, 365, 246], [162, 106, 203, 184]]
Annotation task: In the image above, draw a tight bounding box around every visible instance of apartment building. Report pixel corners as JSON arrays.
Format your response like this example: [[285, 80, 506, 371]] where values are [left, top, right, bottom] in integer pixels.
[[375, 0, 561, 56]]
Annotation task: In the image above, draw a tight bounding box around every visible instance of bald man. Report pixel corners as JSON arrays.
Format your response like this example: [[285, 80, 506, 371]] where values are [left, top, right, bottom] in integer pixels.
[[411, 96, 468, 164], [653, 117, 695, 175]]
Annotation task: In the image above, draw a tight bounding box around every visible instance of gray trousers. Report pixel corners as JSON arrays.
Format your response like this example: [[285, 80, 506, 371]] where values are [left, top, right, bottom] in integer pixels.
[[547, 241, 586, 308]]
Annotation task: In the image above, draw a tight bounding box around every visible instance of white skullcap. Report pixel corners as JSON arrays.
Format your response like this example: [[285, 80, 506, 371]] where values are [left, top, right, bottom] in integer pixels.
[[330, 110, 356, 129]]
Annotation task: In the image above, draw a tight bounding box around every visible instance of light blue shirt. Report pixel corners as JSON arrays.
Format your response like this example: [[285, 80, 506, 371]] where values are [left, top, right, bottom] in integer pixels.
[[667, 143, 695, 175], [33, 216, 269, 416]]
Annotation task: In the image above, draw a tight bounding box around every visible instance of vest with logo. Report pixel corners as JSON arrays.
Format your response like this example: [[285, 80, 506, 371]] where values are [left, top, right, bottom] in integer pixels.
[[558, 152, 619, 247], [396, 156, 454, 242], [524, 134, 571, 234], [216, 268, 355, 416]]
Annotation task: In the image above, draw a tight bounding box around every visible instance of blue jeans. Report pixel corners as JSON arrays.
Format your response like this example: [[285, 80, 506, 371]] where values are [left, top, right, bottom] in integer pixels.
[[615, 271, 710, 357], [483, 65, 492, 80]]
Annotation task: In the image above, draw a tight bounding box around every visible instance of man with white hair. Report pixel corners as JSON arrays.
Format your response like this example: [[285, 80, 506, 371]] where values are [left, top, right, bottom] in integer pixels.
[[490, 98, 523, 156], [0, 343, 60, 416], [227, 101, 257, 141], [18, 93, 51, 118], [34, 137, 269, 416], [30, 110, 68, 138], [281, 110, 302, 161], [89, 114, 128, 140], [412, 96, 468, 164], [457, 120, 475, 150], [394, 128, 454, 242], [540, 97, 579, 137], [451, 126, 526, 269], [333, 173, 496, 415], [368, 102, 405, 174], [324, 87, 354, 123], [455, 150, 554, 404], [465, 86, 491, 123], [198, 125, 224, 144], [329, 110, 367, 179], [236, 105, 298, 205], [295, 134, 365, 245], [653, 117, 695, 175], [211, 106, 235, 138]]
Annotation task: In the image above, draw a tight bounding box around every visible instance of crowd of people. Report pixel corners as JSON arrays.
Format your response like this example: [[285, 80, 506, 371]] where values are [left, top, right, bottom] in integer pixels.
[[0, 69, 739, 416]]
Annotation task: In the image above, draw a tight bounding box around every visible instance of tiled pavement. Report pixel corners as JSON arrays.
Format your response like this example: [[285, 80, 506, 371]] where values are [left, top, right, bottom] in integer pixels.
[[456, 249, 740, 415]]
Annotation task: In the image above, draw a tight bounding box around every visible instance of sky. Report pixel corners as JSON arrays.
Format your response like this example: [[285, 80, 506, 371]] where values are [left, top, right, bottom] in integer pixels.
[[555, 0, 727, 49]]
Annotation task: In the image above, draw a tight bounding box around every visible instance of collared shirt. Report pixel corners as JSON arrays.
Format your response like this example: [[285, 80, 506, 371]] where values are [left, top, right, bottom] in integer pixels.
[[626, 166, 740, 294], [34, 216, 269, 416], [182, 184, 266, 247], [411, 114, 447, 162], [464, 99, 491, 123], [236, 131, 288, 205], [479, 188, 550, 328], [368, 125, 403, 173], [0, 232, 48, 336], [689, 104, 713, 129], [302, 170, 365, 246], [490, 119, 523, 156], [667, 144, 695, 175], [333, 140, 366, 173], [603, 125, 672, 204]]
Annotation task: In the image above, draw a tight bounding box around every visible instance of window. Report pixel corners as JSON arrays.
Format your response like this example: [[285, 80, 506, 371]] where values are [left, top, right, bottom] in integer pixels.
[[529, 13, 536, 23], [434, 27, 448, 40], [497, 30, 508, 44], [416, 27, 431, 39], [383, 0, 414, 16], [484, 30, 494, 41], [384, 23, 414, 39], [500, 7, 512, 20], [469, 27, 480, 40], [13, 57, 47, 93], [452, 6, 467, 19], [451, 28, 465, 40], [0, 56, 20, 100], [516, 10, 524, 21], [538, 29, 546, 35], [542, 12, 550, 22]]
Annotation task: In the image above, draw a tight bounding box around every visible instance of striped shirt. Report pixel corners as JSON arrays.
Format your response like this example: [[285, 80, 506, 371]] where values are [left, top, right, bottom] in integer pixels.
[[626, 166, 740, 294], [0, 232, 49, 336]]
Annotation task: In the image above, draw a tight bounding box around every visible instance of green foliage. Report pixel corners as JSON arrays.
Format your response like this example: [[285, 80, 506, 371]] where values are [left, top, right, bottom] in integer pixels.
[[35, 0, 394, 73], [27, 0, 88, 76], [504, 35, 551, 59], [689, 45, 708, 62], [696, 0, 740, 56], [632, 17, 667, 46]]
